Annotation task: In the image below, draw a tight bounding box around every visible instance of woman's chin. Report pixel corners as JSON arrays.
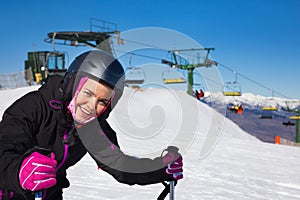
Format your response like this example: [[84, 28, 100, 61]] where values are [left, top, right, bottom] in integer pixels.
[[75, 114, 96, 124]]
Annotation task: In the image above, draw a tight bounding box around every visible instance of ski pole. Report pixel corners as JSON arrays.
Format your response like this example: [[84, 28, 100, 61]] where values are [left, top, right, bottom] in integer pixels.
[[166, 146, 179, 200], [34, 146, 52, 200], [157, 146, 180, 200], [169, 180, 175, 200]]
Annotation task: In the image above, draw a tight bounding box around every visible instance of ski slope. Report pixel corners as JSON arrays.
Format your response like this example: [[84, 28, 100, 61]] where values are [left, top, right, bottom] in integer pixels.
[[1, 86, 300, 199]]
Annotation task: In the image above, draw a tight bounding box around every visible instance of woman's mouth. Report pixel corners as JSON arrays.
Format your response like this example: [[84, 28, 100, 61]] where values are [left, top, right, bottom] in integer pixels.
[[79, 106, 94, 118]]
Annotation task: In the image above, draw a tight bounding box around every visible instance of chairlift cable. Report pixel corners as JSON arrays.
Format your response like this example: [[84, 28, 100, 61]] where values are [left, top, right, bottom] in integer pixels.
[[113, 49, 164, 61], [113, 36, 292, 99], [216, 61, 292, 99]]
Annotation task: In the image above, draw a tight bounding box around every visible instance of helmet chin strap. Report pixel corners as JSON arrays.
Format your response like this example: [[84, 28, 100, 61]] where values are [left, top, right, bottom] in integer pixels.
[[67, 76, 115, 125]]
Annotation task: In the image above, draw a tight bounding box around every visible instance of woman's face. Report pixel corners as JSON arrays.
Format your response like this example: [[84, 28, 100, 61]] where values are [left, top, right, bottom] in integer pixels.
[[75, 78, 114, 123]]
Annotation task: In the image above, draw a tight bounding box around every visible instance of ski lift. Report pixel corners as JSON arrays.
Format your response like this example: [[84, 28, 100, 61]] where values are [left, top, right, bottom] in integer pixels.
[[259, 110, 274, 119], [260, 107, 277, 119], [260, 108, 277, 119], [223, 71, 242, 96], [223, 82, 242, 96], [282, 120, 295, 127], [282, 101, 300, 142], [260, 90, 278, 118], [290, 116, 300, 120], [162, 69, 186, 84], [261, 90, 278, 111], [123, 67, 145, 85], [261, 107, 278, 111]]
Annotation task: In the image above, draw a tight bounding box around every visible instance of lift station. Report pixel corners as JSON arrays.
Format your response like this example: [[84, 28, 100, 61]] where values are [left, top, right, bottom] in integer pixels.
[[25, 18, 120, 84]]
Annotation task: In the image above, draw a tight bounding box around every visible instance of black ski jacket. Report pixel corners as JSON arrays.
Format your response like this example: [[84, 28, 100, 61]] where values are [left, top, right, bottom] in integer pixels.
[[0, 75, 172, 200]]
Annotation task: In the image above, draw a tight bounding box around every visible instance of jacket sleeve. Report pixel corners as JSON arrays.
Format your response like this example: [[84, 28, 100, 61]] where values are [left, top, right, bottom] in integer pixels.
[[77, 120, 174, 186], [90, 151, 174, 186], [0, 91, 42, 192]]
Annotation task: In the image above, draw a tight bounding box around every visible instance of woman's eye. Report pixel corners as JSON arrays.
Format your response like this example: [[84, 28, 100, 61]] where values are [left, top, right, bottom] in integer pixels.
[[84, 91, 92, 96], [98, 100, 108, 106]]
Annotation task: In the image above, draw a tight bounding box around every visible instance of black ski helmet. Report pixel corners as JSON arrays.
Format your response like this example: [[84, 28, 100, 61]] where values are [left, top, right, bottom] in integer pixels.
[[61, 49, 125, 119]]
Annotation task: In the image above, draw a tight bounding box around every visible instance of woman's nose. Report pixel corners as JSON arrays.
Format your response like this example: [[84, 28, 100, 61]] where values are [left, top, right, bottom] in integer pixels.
[[87, 98, 97, 111]]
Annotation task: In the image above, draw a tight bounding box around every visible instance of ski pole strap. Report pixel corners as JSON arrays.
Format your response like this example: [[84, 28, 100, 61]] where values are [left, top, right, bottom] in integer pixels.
[[157, 181, 177, 200]]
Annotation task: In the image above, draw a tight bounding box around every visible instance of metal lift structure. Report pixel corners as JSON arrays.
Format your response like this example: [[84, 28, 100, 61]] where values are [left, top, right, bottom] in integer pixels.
[[26, 18, 121, 84], [44, 18, 121, 53], [282, 101, 300, 143], [223, 70, 242, 97], [123, 67, 145, 85], [161, 48, 216, 95], [260, 90, 279, 119], [162, 68, 186, 84]]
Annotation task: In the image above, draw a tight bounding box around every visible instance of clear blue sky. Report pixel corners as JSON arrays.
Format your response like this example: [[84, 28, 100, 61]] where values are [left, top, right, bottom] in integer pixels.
[[0, 0, 299, 99]]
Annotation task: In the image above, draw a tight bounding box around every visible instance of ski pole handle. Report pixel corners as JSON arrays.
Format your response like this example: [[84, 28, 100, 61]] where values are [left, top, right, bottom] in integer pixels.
[[34, 146, 52, 200], [34, 146, 52, 156], [166, 146, 179, 155]]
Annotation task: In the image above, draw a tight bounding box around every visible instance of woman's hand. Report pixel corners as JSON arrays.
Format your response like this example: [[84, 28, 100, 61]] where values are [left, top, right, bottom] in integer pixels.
[[19, 152, 57, 191], [162, 147, 183, 181]]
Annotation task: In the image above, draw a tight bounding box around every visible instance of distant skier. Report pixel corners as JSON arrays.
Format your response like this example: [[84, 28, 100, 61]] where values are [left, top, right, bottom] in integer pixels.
[[236, 104, 243, 115], [0, 50, 183, 199], [227, 103, 243, 114], [195, 89, 205, 100], [227, 103, 236, 112], [282, 121, 295, 127]]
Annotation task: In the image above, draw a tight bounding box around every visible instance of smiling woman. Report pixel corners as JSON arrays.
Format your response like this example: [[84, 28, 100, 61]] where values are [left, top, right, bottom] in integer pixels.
[[74, 78, 114, 124], [0, 49, 183, 200]]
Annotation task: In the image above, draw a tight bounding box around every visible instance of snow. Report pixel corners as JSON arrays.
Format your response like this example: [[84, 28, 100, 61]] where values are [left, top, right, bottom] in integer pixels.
[[1, 86, 300, 199]]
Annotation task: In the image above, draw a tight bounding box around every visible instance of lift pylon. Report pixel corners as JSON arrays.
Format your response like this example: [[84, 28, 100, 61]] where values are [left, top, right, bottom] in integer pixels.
[[282, 101, 300, 143], [161, 48, 216, 95]]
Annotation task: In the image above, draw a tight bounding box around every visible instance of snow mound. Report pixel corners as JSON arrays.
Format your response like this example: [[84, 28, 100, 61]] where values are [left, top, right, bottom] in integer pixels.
[[1, 86, 300, 199]]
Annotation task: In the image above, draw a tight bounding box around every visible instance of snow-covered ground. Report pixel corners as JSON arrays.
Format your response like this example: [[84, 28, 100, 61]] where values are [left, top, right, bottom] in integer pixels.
[[1, 86, 300, 199]]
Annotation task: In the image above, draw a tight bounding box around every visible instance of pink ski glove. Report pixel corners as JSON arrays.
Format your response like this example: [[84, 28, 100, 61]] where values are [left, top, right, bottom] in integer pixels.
[[19, 152, 57, 191], [162, 152, 183, 181]]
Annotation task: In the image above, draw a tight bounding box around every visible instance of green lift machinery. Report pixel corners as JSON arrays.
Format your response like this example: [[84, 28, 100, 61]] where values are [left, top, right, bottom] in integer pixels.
[[161, 48, 216, 95], [25, 51, 66, 84]]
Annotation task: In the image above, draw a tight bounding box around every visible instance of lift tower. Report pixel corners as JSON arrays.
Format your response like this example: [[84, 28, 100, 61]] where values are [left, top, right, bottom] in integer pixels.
[[282, 102, 300, 143], [161, 48, 216, 95]]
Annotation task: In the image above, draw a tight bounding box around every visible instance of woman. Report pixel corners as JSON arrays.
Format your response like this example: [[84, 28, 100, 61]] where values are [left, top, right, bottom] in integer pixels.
[[0, 50, 183, 200]]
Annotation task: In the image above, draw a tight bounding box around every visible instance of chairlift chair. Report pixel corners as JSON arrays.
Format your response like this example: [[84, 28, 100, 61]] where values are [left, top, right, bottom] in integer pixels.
[[223, 81, 242, 96], [261, 107, 278, 111], [260, 97, 278, 118], [282, 121, 295, 127], [261, 90, 279, 110], [123, 67, 145, 85], [259, 108, 276, 119], [290, 116, 300, 120], [259, 111, 274, 119], [162, 69, 186, 84]]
